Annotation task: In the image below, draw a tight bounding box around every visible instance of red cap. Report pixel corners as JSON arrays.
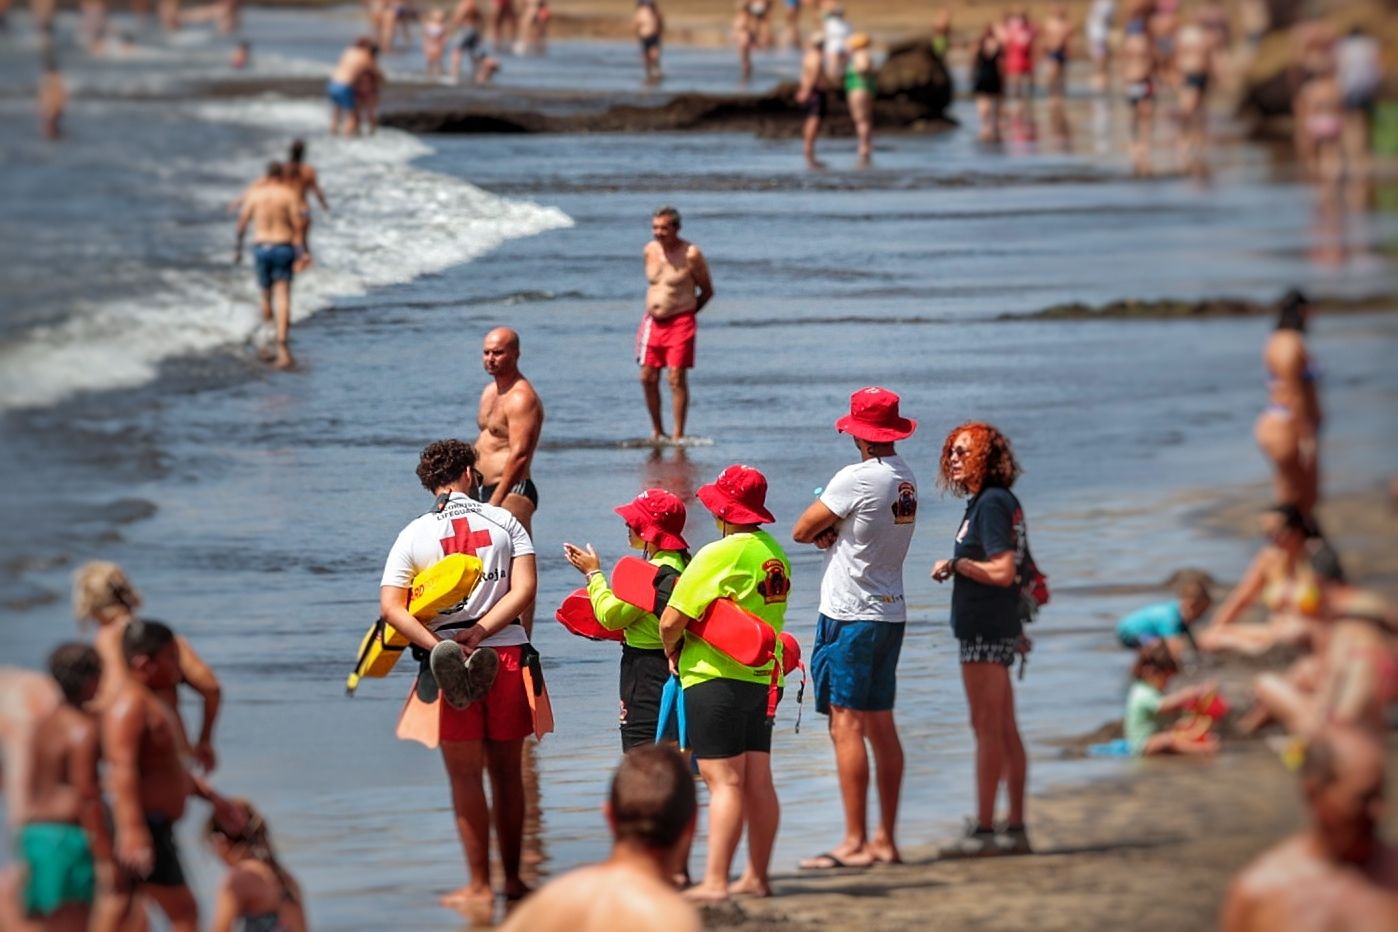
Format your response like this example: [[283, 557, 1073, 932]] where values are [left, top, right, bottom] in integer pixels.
[[834, 386, 917, 442], [614, 488, 689, 551], [697, 464, 776, 525]]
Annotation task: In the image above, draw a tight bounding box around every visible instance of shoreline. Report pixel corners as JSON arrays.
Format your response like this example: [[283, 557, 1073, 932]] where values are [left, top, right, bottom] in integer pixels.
[[722, 480, 1398, 930]]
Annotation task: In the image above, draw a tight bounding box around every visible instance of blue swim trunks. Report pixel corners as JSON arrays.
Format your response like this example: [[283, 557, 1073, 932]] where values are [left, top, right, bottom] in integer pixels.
[[326, 79, 357, 110], [811, 614, 904, 715], [253, 243, 297, 290]]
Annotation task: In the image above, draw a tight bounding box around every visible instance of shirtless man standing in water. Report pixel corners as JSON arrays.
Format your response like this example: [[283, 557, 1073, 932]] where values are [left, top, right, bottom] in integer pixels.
[[234, 162, 303, 369], [474, 327, 544, 630], [638, 206, 713, 444], [1121, 11, 1157, 176]]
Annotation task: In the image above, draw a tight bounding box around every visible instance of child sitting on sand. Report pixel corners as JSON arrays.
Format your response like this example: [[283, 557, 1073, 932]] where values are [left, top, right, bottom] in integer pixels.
[[1116, 572, 1212, 656], [206, 801, 306, 932], [1125, 642, 1224, 756]]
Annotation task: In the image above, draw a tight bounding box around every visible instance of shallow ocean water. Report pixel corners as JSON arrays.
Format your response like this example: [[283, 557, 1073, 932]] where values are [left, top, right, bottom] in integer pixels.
[[1, 8, 1397, 929]]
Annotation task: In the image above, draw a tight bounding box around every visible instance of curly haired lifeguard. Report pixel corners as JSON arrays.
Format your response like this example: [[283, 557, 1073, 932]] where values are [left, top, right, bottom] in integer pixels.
[[937, 421, 1022, 497]]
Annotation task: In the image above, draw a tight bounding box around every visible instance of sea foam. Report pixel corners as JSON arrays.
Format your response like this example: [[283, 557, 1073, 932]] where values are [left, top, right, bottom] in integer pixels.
[[0, 99, 572, 412]]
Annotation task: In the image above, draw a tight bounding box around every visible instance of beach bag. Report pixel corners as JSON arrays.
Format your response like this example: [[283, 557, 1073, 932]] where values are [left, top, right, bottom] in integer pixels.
[[1017, 543, 1050, 624]]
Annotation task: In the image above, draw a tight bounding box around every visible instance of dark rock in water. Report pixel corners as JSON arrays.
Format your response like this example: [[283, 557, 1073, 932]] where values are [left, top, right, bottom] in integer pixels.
[[1001, 294, 1398, 321], [383, 39, 953, 136], [1237, 63, 1304, 122]]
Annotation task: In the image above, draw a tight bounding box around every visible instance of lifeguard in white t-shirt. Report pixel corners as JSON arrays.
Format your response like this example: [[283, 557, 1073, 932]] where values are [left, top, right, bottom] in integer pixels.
[[378, 438, 538, 907]]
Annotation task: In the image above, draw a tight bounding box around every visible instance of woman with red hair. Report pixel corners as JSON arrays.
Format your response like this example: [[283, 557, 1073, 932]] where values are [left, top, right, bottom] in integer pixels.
[[930, 421, 1030, 857]]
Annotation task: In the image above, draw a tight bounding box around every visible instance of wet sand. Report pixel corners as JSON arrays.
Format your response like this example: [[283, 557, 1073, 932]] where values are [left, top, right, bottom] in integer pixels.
[[723, 481, 1398, 930]]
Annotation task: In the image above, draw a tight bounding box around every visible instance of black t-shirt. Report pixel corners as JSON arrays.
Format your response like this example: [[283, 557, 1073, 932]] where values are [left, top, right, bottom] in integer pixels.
[[950, 486, 1025, 641]]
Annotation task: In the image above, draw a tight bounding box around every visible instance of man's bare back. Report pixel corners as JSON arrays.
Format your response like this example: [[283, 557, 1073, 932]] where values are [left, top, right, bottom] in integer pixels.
[[644, 237, 707, 320], [634, 3, 660, 39], [242, 183, 299, 246], [500, 862, 699, 932], [330, 44, 375, 86], [1223, 835, 1398, 931], [26, 703, 101, 826]]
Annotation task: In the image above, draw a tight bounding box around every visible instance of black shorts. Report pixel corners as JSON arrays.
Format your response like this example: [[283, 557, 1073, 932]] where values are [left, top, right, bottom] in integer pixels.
[[683, 678, 776, 760], [472, 477, 539, 508], [805, 88, 828, 118], [959, 636, 1018, 667], [118, 815, 185, 890], [619, 645, 675, 750]]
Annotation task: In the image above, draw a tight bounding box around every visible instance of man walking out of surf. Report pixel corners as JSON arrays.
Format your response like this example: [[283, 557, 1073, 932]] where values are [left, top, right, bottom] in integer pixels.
[[639, 206, 713, 444], [379, 439, 539, 907], [233, 162, 303, 370], [793, 387, 918, 869]]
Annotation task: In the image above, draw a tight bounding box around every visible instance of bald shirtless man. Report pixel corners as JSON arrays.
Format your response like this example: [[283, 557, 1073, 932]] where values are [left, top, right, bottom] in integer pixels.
[[1221, 726, 1398, 932], [499, 745, 700, 932], [234, 162, 303, 369], [638, 206, 713, 444], [473, 327, 544, 634]]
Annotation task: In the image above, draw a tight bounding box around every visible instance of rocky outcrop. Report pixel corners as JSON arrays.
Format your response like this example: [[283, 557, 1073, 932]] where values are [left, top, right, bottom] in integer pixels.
[[382, 39, 954, 135]]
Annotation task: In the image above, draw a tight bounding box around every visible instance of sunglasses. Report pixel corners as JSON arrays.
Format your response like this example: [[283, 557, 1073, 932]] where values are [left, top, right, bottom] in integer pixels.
[[949, 446, 972, 459]]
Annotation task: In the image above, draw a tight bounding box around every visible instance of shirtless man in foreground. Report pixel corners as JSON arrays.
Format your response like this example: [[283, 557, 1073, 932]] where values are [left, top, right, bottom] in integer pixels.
[[474, 327, 544, 631], [499, 746, 700, 932], [1221, 726, 1398, 931], [234, 162, 303, 369], [638, 206, 713, 443], [95, 621, 241, 932]]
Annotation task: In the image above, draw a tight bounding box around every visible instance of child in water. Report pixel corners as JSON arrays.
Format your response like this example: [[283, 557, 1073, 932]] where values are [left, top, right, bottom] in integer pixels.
[[1124, 642, 1223, 756], [1115, 572, 1212, 656], [206, 801, 306, 932]]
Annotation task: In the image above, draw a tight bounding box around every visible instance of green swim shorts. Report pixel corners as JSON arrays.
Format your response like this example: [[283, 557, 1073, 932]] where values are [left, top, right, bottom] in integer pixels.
[[19, 822, 95, 917]]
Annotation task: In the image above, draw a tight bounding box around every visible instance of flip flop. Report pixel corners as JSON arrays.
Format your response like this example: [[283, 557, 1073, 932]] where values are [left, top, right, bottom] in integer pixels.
[[430, 641, 473, 710], [798, 851, 870, 871], [464, 646, 499, 703]]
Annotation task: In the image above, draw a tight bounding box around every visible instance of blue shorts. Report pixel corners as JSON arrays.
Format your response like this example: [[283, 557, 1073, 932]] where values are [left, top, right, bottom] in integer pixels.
[[253, 243, 297, 290], [811, 614, 904, 715], [326, 80, 356, 110]]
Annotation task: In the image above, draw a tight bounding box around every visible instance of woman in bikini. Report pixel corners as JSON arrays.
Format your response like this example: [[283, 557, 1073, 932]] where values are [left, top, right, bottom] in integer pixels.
[[1255, 291, 1322, 533], [1197, 504, 1323, 656]]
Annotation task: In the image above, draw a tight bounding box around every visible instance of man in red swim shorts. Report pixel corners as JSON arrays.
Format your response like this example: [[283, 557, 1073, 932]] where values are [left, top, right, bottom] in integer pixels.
[[638, 206, 713, 443]]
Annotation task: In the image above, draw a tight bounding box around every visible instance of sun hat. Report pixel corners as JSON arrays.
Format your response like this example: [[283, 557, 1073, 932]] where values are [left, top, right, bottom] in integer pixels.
[[834, 386, 917, 442], [847, 32, 871, 50], [696, 464, 776, 525], [615, 488, 690, 551]]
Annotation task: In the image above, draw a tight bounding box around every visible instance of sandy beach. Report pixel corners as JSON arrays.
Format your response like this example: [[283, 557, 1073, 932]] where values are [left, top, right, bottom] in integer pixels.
[[724, 481, 1398, 930]]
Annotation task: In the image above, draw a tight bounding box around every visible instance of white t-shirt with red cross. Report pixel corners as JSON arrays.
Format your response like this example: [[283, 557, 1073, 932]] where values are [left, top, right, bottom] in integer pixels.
[[380, 491, 534, 648]]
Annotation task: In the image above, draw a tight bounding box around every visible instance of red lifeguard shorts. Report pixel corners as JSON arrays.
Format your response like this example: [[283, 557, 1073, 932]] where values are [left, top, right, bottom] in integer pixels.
[[636, 311, 696, 370], [440, 645, 534, 743]]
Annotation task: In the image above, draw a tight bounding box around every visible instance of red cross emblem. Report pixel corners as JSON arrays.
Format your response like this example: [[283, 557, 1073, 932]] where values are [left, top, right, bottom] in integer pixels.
[[443, 517, 493, 557]]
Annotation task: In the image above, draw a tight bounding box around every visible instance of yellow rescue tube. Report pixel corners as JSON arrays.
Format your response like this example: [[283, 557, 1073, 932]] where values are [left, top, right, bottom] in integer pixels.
[[346, 554, 483, 695]]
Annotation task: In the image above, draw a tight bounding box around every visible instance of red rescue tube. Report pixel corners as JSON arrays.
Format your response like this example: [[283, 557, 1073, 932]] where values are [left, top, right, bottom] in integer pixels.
[[554, 588, 624, 642], [610, 555, 664, 614], [780, 631, 801, 676], [689, 599, 776, 667]]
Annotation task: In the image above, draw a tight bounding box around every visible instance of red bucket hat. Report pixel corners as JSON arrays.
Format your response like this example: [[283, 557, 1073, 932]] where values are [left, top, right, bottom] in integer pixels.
[[614, 488, 689, 551], [697, 464, 776, 525], [834, 386, 917, 442]]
